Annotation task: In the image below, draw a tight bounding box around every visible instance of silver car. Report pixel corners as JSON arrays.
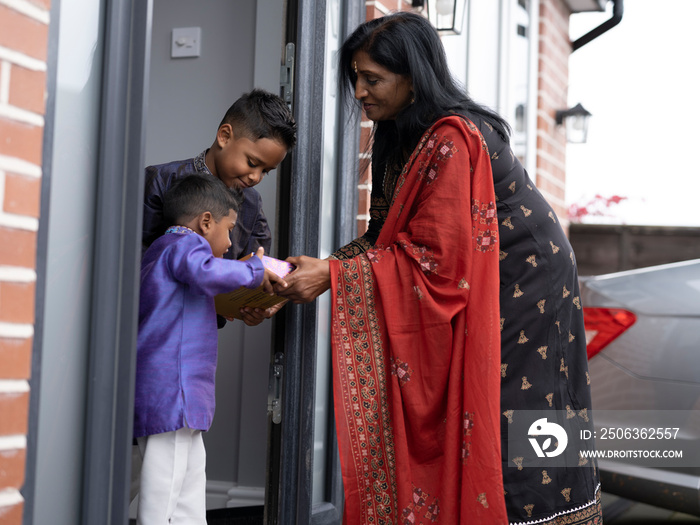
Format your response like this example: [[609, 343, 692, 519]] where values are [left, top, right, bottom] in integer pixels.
[[580, 258, 700, 516]]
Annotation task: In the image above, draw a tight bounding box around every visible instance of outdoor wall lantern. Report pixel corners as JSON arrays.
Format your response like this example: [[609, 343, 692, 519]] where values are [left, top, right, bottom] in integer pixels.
[[555, 103, 592, 144], [412, 0, 467, 35]]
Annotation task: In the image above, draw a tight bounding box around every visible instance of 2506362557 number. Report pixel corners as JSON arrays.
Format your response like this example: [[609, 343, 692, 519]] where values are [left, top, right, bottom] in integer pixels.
[[599, 427, 680, 440]]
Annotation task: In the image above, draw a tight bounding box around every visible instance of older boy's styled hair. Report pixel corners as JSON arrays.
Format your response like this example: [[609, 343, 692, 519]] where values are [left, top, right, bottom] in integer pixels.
[[163, 175, 243, 225], [219, 88, 297, 150]]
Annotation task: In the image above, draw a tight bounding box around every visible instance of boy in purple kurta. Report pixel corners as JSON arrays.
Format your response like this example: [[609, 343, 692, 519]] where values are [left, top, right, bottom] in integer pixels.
[[133, 175, 285, 524]]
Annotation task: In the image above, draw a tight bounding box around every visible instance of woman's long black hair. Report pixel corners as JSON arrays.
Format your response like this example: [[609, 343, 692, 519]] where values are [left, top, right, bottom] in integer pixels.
[[338, 11, 510, 173]]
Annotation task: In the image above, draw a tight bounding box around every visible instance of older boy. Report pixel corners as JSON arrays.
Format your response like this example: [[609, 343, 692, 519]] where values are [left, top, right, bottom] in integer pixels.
[[134, 175, 286, 524], [142, 88, 296, 325]]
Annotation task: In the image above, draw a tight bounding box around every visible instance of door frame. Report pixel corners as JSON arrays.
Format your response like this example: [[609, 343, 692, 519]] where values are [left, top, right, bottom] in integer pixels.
[[80, 0, 152, 523], [269, 0, 363, 523]]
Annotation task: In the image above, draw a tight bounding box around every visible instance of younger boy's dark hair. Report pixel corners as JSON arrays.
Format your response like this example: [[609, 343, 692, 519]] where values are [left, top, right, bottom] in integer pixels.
[[220, 88, 297, 150], [163, 175, 243, 225]]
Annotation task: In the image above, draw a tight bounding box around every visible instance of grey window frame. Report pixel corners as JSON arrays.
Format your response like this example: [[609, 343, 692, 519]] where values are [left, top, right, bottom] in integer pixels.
[[80, 1, 152, 523]]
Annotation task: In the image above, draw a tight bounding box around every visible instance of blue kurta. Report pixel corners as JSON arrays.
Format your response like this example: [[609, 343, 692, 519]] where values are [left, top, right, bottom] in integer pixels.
[[134, 228, 264, 438]]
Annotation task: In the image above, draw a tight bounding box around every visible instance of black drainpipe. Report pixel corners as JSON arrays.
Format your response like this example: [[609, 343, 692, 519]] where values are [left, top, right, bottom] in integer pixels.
[[572, 0, 624, 52]]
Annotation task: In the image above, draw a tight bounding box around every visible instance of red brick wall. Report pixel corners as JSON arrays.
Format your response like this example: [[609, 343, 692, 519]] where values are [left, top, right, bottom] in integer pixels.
[[0, 0, 50, 522], [537, 0, 571, 225], [356, 0, 413, 235]]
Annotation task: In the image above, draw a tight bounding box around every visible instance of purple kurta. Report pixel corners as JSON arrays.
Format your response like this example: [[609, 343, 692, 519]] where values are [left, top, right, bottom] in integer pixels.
[[134, 229, 264, 438]]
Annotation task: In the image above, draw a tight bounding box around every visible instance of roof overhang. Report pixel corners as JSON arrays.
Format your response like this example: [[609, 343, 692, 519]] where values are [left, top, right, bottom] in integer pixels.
[[564, 0, 607, 13]]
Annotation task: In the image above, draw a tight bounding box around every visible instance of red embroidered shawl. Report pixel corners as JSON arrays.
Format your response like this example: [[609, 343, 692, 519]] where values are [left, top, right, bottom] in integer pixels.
[[329, 116, 507, 524]]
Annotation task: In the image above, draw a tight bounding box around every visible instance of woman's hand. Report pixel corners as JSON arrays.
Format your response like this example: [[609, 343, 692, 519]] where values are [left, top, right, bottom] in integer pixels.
[[274, 256, 331, 303]]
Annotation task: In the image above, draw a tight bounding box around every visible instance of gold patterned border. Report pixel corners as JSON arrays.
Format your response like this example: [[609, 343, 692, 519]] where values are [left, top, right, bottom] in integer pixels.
[[334, 257, 399, 524]]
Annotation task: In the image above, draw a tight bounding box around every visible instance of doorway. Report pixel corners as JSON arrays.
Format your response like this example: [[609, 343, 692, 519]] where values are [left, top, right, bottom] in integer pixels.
[[134, 0, 287, 518], [138, 1, 363, 522], [29, 0, 361, 523]]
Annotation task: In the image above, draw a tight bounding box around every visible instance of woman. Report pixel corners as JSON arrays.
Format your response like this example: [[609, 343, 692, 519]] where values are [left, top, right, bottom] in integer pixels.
[[279, 12, 601, 525]]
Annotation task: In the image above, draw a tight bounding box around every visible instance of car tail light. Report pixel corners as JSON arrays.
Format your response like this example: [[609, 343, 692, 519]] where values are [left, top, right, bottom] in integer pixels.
[[582, 308, 637, 360]]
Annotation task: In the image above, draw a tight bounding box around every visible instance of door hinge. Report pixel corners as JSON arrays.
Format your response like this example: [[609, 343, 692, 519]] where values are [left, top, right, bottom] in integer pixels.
[[267, 352, 284, 424], [280, 42, 295, 111]]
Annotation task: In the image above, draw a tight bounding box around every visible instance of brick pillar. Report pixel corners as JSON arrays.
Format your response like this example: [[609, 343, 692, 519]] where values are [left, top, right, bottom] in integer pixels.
[[0, 0, 50, 522], [356, 0, 413, 235], [536, 0, 572, 227]]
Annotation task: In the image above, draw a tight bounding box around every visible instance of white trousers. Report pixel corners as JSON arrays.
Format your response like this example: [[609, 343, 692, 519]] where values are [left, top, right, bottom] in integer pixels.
[[135, 427, 207, 525]]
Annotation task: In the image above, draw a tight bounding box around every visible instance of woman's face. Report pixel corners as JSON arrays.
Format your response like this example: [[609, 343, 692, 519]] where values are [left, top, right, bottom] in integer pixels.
[[352, 50, 413, 122]]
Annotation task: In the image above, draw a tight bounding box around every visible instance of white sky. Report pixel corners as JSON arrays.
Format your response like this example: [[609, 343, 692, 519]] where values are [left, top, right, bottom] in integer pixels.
[[566, 0, 700, 226]]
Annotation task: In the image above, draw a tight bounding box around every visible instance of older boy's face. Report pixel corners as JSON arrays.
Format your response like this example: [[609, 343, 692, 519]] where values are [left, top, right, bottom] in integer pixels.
[[212, 125, 288, 190], [207, 209, 237, 258]]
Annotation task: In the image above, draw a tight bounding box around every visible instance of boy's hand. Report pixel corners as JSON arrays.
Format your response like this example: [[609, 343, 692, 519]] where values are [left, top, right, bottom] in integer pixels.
[[261, 268, 287, 295], [252, 247, 288, 294]]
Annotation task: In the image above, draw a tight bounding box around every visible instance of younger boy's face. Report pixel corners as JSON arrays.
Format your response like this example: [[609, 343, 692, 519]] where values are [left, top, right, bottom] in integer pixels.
[[206, 209, 237, 258], [211, 125, 288, 190]]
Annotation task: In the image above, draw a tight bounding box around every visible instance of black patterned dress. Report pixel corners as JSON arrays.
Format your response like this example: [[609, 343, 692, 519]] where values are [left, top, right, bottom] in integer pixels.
[[333, 115, 602, 525]]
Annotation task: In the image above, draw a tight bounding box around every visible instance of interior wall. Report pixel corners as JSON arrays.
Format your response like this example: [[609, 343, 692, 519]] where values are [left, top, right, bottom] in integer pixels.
[[145, 0, 255, 168], [146, 0, 275, 495]]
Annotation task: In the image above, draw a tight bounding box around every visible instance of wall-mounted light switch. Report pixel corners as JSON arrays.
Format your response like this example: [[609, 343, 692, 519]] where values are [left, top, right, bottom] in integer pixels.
[[171, 27, 201, 58]]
